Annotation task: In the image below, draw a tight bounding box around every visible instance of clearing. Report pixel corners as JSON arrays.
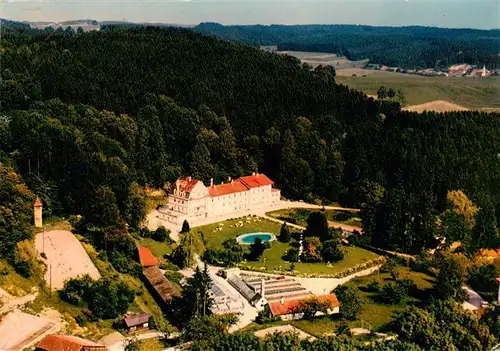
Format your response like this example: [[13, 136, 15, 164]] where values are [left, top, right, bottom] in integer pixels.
[[196, 217, 379, 276], [276, 51, 369, 69], [35, 230, 101, 290], [403, 100, 469, 113], [336, 69, 500, 110]]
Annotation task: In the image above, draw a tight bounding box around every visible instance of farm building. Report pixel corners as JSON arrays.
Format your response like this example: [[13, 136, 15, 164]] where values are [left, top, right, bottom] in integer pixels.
[[123, 313, 151, 332], [243, 275, 312, 303], [138, 246, 159, 267], [36, 334, 107, 351], [142, 266, 179, 311], [267, 294, 340, 321], [209, 273, 246, 314], [227, 275, 267, 311]]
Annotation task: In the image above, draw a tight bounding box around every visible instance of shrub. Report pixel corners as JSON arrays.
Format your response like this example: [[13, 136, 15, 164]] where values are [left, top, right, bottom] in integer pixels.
[[88, 278, 135, 319], [139, 227, 152, 238], [97, 250, 108, 261], [381, 257, 399, 280], [159, 261, 180, 271], [109, 251, 142, 276], [152, 226, 172, 242], [11, 240, 43, 278], [60, 275, 94, 305], [367, 280, 380, 292], [279, 222, 291, 243], [181, 220, 190, 233], [283, 248, 299, 262], [164, 270, 184, 284], [334, 285, 362, 320], [379, 279, 413, 304]]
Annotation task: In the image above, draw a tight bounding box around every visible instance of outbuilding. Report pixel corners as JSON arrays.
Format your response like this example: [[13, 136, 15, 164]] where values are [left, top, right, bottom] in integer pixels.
[[123, 313, 151, 332]]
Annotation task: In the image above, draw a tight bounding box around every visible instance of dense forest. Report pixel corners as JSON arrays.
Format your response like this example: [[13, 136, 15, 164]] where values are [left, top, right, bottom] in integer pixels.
[[1, 19, 500, 350], [195, 23, 500, 69], [1, 21, 500, 254]]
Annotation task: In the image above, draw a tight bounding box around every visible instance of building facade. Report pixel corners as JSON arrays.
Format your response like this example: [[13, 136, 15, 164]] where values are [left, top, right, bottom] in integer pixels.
[[159, 173, 280, 226]]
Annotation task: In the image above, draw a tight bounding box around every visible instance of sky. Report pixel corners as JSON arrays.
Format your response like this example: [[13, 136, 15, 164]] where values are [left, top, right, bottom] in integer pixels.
[[2, 0, 499, 29]]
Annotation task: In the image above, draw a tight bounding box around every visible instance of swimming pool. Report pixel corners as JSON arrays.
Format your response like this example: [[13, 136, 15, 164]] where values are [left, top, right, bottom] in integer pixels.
[[236, 232, 276, 245]]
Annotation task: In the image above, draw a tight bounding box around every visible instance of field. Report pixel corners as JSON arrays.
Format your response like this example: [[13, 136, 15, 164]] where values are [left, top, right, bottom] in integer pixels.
[[275, 50, 369, 69], [336, 68, 500, 110], [196, 217, 378, 276]]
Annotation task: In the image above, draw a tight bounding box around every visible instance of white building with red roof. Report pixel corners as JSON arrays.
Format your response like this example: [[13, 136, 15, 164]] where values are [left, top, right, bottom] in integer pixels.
[[159, 172, 280, 226]]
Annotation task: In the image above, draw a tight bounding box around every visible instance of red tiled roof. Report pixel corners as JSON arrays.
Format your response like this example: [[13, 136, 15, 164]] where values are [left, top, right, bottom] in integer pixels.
[[123, 312, 151, 327], [36, 334, 107, 351], [239, 174, 274, 188], [208, 180, 249, 197], [169, 177, 199, 194], [34, 197, 43, 207], [269, 294, 340, 316], [138, 246, 158, 267]]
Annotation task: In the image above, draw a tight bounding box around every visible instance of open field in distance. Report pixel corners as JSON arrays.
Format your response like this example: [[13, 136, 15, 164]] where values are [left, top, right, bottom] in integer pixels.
[[274, 50, 369, 69], [336, 68, 500, 110]]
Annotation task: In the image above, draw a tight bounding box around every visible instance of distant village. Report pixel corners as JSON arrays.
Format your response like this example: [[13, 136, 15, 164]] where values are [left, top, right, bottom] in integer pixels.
[[366, 63, 499, 77]]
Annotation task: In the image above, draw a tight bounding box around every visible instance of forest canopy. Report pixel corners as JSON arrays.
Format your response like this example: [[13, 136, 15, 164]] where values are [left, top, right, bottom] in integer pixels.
[[195, 23, 500, 69]]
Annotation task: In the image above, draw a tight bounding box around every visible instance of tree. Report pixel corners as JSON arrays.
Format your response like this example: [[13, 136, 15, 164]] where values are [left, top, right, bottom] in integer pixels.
[[434, 253, 469, 301], [60, 275, 94, 305], [387, 88, 396, 99], [279, 222, 291, 243], [321, 239, 344, 262], [248, 238, 266, 261], [396, 89, 406, 104], [291, 296, 333, 320], [152, 226, 171, 242], [471, 200, 499, 252], [301, 237, 322, 262], [88, 278, 135, 319], [87, 186, 120, 227], [305, 211, 329, 241], [334, 286, 362, 320], [181, 220, 191, 233], [123, 182, 146, 230], [377, 86, 387, 100], [379, 280, 413, 304]]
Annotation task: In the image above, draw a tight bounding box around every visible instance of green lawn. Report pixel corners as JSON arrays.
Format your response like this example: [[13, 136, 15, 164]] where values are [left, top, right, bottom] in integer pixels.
[[138, 237, 174, 259], [196, 217, 378, 276], [336, 70, 500, 109], [266, 208, 362, 228], [343, 266, 435, 331]]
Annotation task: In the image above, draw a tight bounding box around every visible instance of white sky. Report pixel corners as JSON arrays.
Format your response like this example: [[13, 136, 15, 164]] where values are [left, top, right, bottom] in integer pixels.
[[2, 0, 499, 29]]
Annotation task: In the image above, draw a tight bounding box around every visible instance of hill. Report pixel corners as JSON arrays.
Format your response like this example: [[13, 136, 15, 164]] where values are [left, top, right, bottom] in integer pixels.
[[195, 23, 500, 69], [1, 24, 499, 254]]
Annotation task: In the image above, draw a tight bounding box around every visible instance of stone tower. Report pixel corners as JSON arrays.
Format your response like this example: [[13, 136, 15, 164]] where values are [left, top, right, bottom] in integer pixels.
[[34, 197, 43, 228]]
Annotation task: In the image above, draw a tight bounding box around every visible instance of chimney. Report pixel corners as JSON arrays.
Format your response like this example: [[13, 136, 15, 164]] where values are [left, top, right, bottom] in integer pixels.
[[260, 279, 265, 297], [252, 172, 256, 176], [210, 178, 213, 187], [187, 176, 192, 181], [280, 296, 285, 305], [228, 176, 232, 183]]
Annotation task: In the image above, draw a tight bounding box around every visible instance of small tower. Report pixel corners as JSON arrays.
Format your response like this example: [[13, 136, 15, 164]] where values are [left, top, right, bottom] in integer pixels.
[[482, 65, 487, 77], [496, 277, 500, 304], [34, 197, 43, 228]]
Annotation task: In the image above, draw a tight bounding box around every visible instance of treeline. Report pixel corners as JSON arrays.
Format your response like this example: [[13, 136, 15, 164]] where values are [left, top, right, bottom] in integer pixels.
[[195, 23, 500, 69], [1, 23, 500, 256]]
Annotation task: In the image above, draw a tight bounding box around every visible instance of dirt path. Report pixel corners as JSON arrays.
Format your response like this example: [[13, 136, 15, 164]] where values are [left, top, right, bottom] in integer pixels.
[[0, 287, 38, 315]]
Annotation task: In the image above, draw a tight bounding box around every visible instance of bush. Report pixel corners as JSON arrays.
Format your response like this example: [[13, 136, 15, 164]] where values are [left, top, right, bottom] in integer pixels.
[[159, 260, 181, 271], [283, 248, 299, 262], [164, 270, 184, 284], [381, 257, 399, 280], [60, 275, 94, 305], [109, 251, 142, 276], [139, 227, 152, 238], [88, 278, 135, 319], [279, 222, 291, 243], [97, 250, 108, 261], [367, 280, 380, 292], [152, 226, 172, 242], [379, 279, 413, 304], [321, 240, 344, 262], [334, 285, 362, 320], [11, 240, 43, 278]]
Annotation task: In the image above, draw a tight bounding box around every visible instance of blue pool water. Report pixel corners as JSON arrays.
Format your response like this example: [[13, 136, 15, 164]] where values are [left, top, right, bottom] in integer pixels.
[[237, 232, 276, 244]]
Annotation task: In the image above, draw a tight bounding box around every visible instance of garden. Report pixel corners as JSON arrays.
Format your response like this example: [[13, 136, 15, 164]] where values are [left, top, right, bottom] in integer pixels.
[[266, 208, 363, 228], [195, 214, 380, 277]]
